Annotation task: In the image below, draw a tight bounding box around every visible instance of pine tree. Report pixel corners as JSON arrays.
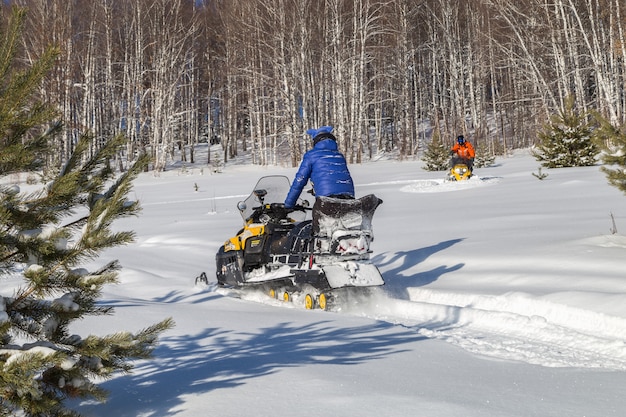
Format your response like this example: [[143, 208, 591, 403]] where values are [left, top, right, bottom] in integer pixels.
[[474, 141, 496, 168], [532, 95, 599, 168], [0, 7, 174, 417], [592, 115, 626, 195], [422, 131, 450, 171]]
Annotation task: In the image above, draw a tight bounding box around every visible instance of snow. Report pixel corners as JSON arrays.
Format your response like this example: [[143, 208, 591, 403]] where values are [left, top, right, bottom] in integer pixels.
[[0, 297, 6, 323], [15, 148, 626, 416]]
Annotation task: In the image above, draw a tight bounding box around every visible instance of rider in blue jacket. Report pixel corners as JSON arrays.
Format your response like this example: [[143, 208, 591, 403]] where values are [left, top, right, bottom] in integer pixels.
[[284, 125, 354, 208]]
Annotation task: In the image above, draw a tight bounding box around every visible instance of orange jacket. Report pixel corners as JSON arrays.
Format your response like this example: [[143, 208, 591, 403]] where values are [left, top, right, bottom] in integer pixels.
[[451, 141, 475, 159]]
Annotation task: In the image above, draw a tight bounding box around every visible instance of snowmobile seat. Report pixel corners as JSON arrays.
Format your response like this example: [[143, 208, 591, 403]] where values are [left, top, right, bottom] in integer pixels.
[[312, 194, 382, 255]]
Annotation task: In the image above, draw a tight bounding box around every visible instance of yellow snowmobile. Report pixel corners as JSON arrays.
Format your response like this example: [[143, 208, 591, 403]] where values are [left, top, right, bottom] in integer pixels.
[[448, 157, 473, 181], [214, 175, 384, 310]]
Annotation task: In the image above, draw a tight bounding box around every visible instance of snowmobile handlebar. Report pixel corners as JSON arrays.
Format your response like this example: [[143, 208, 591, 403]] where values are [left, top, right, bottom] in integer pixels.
[[247, 202, 310, 223], [268, 202, 310, 218]]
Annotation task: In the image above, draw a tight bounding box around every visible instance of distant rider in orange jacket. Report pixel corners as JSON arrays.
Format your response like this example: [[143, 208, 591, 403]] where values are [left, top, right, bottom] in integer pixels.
[[450, 135, 476, 172]]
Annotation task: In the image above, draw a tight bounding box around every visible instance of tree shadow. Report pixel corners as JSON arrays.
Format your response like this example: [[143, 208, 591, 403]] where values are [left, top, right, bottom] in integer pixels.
[[73, 319, 426, 416], [372, 239, 465, 299], [103, 289, 223, 308], [76, 240, 465, 415]]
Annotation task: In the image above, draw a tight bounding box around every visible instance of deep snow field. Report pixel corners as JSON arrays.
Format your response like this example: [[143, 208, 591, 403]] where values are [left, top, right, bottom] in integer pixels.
[[8, 147, 626, 416]]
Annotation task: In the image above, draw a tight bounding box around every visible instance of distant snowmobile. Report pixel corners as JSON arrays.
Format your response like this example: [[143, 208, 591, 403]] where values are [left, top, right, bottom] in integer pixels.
[[213, 175, 384, 310], [448, 157, 473, 181]]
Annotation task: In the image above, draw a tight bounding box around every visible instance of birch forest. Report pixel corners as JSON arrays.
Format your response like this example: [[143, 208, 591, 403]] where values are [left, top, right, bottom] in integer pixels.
[[6, 0, 626, 169]]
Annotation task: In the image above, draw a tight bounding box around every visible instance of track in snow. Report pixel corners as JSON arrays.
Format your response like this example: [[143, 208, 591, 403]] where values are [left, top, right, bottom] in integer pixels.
[[340, 287, 626, 371], [205, 283, 626, 371], [360, 175, 502, 193]]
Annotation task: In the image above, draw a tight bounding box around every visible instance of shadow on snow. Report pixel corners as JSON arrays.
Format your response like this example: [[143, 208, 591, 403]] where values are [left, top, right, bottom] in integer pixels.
[[373, 239, 464, 300], [76, 240, 465, 415], [74, 320, 425, 416]]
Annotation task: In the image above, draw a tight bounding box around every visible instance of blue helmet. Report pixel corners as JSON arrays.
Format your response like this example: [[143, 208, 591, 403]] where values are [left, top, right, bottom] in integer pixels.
[[457, 135, 465, 144], [307, 125, 336, 145]]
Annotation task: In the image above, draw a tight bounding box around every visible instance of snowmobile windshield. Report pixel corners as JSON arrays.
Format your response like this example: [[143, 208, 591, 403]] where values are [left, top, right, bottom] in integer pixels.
[[238, 176, 309, 222]]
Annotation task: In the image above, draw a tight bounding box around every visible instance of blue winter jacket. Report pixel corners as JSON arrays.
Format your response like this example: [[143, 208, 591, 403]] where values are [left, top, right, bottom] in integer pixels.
[[284, 139, 354, 208]]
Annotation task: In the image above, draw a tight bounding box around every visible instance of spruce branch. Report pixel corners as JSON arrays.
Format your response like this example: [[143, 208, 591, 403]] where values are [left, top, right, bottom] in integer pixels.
[[0, 7, 173, 416]]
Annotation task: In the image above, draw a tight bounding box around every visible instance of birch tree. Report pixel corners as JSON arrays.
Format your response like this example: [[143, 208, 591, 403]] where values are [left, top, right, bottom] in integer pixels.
[[6, 0, 626, 169]]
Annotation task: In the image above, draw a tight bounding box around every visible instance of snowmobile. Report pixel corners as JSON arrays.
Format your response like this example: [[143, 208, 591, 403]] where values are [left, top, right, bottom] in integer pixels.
[[213, 175, 384, 310], [448, 156, 473, 181]]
